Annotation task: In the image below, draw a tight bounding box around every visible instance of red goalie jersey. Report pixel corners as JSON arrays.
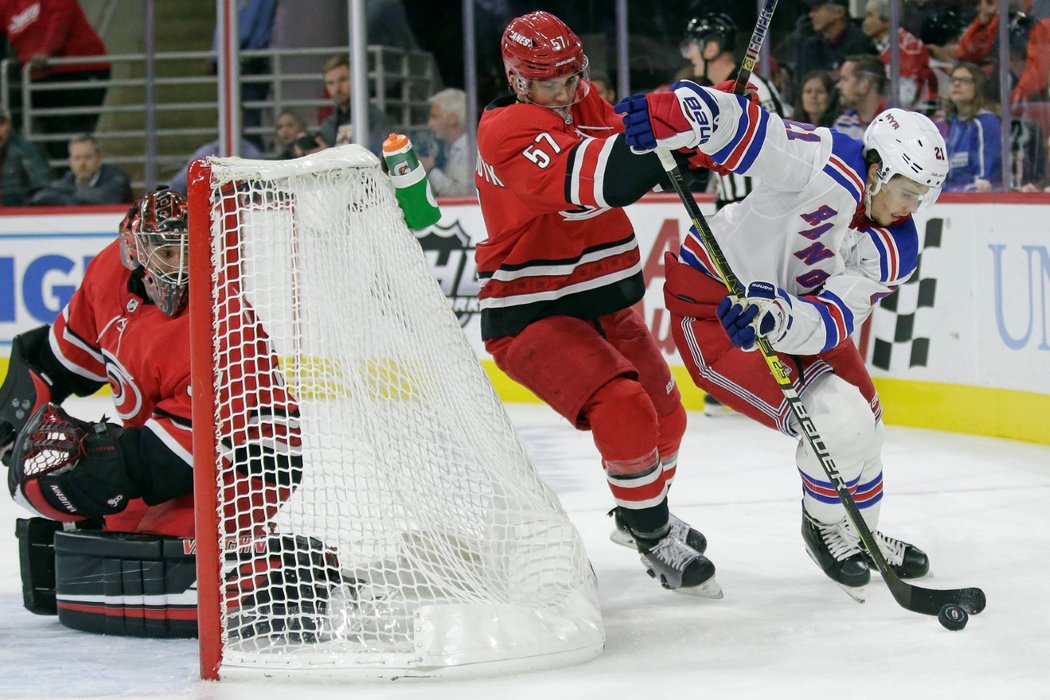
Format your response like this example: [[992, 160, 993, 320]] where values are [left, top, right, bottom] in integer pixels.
[[474, 85, 651, 340], [48, 239, 300, 537]]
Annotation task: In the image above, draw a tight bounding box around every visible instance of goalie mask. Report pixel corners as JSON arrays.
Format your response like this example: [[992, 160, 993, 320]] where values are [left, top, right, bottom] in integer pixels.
[[123, 189, 190, 317], [501, 11, 590, 113], [863, 108, 948, 213]]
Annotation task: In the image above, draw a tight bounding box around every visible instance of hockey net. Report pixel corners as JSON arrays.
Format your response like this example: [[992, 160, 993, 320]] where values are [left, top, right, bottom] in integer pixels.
[[187, 145, 603, 680]]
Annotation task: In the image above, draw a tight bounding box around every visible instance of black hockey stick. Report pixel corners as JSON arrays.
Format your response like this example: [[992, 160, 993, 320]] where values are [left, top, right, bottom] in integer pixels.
[[655, 0, 986, 618]]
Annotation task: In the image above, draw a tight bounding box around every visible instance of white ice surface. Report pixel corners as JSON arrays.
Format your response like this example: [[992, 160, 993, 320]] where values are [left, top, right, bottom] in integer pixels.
[[2, 396, 1048, 700]]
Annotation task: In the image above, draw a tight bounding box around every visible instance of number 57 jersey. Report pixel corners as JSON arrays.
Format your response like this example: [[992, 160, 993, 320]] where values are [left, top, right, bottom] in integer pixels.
[[474, 86, 647, 342]]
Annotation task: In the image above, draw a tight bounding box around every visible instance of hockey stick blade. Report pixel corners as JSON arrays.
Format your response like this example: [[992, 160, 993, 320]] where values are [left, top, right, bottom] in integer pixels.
[[885, 573, 986, 616]]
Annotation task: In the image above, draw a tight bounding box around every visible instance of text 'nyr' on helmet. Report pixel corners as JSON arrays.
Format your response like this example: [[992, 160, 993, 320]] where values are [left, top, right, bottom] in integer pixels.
[[863, 108, 948, 210], [501, 11, 589, 108]]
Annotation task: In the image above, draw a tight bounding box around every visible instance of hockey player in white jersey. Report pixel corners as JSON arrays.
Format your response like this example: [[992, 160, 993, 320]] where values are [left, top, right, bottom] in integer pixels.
[[614, 81, 943, 592], [680, 12, 787, 418]]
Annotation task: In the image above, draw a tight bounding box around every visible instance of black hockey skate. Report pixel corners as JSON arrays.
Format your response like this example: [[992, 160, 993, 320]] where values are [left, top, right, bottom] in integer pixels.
[[637, 533, 722, 598], [801, 510, 871, 595], [608, 507, 708, 555], [867, 530, 930, 579]]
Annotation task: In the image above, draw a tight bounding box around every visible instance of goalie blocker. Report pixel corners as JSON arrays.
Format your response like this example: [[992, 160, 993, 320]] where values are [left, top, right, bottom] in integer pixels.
[[14, 519, 341, 640]]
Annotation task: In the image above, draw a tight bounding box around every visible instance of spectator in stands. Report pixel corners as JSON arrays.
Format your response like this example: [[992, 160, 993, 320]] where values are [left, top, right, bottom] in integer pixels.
[[209, 0, 277, 149], [317, 54, 389, 155], [418, 88, 471, 197], [939, 62, 1002, 191], [166, 137, 263, 196], [922, 7, 968, 64], [1009, 12, 1050, 104], [956, 0, 1001, 68], [862, 0, 935, 107], [833, 54, 891, 138], [922, 8, 969, 114], [794, 0, 877, 81], [29, 134, 131, 206], [0, 0, 111, 163], [0, 107, 50, 206], [268, 110, 308, 160], [794, 70, 840, 126]]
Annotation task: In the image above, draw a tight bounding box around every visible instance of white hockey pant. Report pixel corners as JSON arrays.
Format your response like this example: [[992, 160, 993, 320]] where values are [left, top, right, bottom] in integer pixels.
[[789, 373, 884, 529]]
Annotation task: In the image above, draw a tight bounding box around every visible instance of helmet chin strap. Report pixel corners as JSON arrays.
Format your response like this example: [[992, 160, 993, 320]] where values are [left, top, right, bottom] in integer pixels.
[[863, 164, 885, 217]]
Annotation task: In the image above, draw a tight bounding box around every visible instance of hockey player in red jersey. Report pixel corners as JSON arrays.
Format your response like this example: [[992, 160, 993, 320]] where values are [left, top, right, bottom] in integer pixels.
[[616, 78, 938, 595], [2, 188, 301, 537], [475, 10, 717, 594], [0, 188, 313, 633]]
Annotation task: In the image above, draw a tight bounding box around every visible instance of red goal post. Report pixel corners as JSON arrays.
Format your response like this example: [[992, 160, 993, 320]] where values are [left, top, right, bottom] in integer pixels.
[[186, 146, 604, 680]]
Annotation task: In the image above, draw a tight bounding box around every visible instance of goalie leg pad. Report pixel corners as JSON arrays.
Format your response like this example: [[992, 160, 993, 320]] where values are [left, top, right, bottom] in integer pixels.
[[223, 534, 343, 643], [53, 529, 198, 638], [15, 517, 64, 614]]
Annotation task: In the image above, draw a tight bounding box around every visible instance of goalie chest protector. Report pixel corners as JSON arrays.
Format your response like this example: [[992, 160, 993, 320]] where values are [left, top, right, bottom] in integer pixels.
[[53, 530, 198, 638]]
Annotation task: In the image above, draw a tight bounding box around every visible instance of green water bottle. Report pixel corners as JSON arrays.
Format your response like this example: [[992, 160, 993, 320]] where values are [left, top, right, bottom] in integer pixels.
[[382, 133, 441, 230]]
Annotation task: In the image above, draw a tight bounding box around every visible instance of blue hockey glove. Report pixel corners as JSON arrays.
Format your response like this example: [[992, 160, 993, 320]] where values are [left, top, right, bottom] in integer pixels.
[[716, 282, 789, 351], [614, 91, 698, 153]]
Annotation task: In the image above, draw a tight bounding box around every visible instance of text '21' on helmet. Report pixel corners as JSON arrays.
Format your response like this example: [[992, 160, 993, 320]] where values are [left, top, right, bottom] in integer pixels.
[[501, 11, 590, 107], [121, 188, 190, 316], [863, 108, 949, 211], [681, 12, 737, 58]]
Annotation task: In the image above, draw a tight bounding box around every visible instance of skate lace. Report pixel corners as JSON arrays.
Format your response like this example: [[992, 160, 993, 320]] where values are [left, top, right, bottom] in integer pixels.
[[650, 537, 697, 570], [872, 530, 907, 566], [668, 514, 693, 542], [818, 520, 863, 561]]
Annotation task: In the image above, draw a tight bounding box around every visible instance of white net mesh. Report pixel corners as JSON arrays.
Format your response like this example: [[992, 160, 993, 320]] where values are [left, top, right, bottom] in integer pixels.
[[196, 145, 603, 678]]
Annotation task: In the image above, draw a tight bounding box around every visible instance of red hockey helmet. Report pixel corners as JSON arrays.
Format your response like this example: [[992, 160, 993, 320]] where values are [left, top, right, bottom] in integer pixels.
[[117, 199, 142, 271], [127, 188, 190, 316], [501, 11, 590, 108]]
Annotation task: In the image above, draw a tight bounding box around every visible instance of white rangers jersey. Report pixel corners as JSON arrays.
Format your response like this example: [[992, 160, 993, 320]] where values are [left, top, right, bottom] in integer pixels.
[[672, 81, 919, 357], [712, 71, 786, 208]]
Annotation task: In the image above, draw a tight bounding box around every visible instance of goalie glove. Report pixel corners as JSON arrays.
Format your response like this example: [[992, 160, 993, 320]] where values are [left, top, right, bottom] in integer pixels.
[[7, 403, 141, 522], [716, 282, 792, 352]]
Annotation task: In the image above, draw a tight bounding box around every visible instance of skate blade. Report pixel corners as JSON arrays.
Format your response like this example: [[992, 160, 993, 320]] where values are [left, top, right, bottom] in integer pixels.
[[609, 529, 635, 550], [833, 581, 866, 604], [805, 550, 866, 603], [674, 576, 724, 599]]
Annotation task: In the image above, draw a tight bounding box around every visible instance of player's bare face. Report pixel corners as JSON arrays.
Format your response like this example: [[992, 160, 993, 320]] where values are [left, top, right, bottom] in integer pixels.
[[870, 176, 929, 224]]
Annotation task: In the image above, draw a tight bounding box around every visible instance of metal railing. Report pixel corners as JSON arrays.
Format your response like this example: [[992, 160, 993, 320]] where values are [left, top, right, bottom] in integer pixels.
[[0, 44, 441, 193]]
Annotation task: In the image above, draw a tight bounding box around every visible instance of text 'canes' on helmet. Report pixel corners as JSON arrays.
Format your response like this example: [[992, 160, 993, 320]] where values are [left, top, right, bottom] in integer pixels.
[[501, 11, 590, 108], [863, 108, 948, 211], [125, 188, 190, 316]]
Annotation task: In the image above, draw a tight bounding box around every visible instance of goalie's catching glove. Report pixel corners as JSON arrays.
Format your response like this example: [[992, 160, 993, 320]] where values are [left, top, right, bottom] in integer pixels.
[[716, 282, 792, 351], [7, 403, 140, 521]]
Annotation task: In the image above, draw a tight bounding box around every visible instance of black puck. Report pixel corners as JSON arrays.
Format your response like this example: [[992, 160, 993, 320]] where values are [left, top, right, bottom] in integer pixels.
[[938, 603, 968, 631]]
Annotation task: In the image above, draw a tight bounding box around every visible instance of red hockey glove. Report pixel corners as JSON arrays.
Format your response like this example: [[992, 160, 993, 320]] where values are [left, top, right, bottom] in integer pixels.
[[615, 91, 698, 153], [711, 79, 761, 107], [681, 147, 732, 176]]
